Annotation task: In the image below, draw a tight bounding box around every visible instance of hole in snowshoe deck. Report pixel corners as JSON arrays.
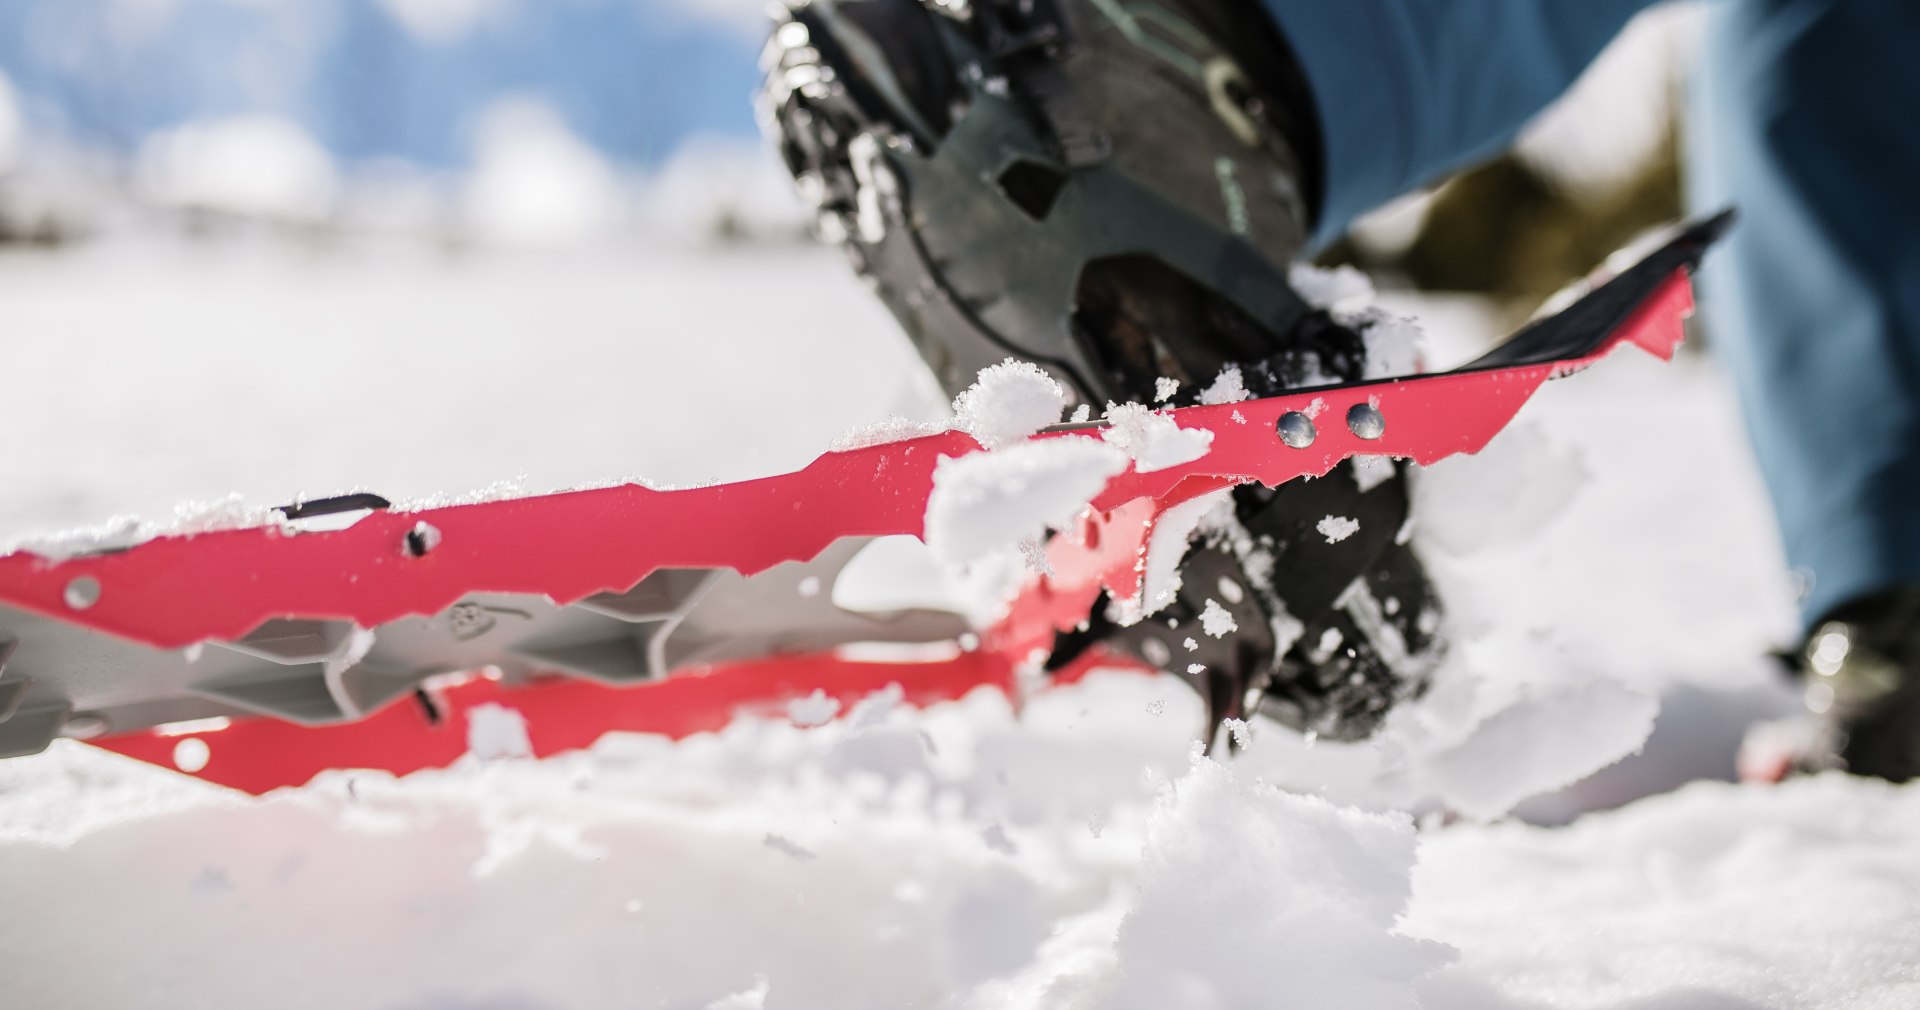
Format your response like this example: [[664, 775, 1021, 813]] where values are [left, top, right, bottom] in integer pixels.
[[996, 159, 1069, 220]]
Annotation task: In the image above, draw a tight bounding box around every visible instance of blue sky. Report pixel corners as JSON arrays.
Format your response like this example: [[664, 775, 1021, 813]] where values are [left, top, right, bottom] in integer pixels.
[[0, 0, 765, 168]]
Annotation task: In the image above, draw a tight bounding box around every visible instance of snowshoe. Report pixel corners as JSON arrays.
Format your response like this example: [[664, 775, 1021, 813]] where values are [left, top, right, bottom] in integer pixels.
[[760, 0, 1439, 744]]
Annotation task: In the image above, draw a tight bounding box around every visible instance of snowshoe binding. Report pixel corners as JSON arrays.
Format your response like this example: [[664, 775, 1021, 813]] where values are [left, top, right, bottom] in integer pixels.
[[761, 0, 1444, 745]]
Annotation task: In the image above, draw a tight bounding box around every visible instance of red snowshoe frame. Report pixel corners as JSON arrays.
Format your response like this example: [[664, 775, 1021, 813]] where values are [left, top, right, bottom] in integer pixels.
[[0, 217, 1726, 792]]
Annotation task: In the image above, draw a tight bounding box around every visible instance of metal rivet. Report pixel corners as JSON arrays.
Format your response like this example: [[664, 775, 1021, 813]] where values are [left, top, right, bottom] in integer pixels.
[[1276, 411, 1316, 448], [1347, 402, 1386, 440], [63, 575, 101, 610]]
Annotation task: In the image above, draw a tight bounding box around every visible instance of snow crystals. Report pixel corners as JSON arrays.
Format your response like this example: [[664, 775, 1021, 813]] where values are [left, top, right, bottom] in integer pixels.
[[1317, 515, 1361, 544], [1099, 402, 1212, 474], [1198, 365, 1250, 406], [951, 358, 1067, 450], [1199, 598, 1237, 638]]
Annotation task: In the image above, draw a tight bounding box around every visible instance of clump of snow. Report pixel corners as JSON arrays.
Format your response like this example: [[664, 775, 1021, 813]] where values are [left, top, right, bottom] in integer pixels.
[[1288, 263, 1428, 380], [1197, 365, 1250, 406], [1351, 455, 1396, 492], [135, 116, 340, 224], [952, 360, 1067, 450], [1151, 376, 1179, 403], [1070, 754, 1450, 1008], [1124, 489, 1234, 624], [1414, 421, 1589, 555], [1356, 310, 1426, 380], [466, 703, 534, 760], [1317, 515, 1361, 544], [923, 437, 1127, 566], [1199, 598, 1237, 638], [1069, 404, 1093, 424], [1099, 402, 1212, 473], [787, 689, 841, 728], [464, 98, 627, 247], [1290, 262, 1377, 313], [1416, 677, 1661, 821]]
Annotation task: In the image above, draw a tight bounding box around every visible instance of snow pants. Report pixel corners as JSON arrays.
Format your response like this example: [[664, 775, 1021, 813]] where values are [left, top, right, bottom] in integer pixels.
[[1260, 0, 1920, 631]]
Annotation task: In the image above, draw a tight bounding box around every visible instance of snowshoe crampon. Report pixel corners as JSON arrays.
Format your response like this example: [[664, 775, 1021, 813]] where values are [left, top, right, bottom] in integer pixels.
[[0, 215, 1725, 791]]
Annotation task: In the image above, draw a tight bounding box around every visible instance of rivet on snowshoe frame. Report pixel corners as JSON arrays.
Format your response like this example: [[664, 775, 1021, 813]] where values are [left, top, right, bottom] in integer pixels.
[[63, 576, 101, 610], [1276, 410, 1316, 448], [1347, 403, 1386, 440]]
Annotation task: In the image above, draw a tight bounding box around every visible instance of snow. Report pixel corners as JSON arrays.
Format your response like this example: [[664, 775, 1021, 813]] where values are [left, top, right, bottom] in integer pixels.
[[1124, 488, 1233, 624], [951, 359, 1067, 450], [1062, 753, 1451, 1009], [1290, 261, 1377, 313], [0, 227, 1898, 1007], [830, 416, 946, 451], [923, 436, 1128, 567], [1317, 514, 1361, 543], [1414, 420, 1589, 555], [1098, 402, 1213, 473], [1198, 598, 1237, 638], [1351, 453, 1397, 492], [786, 689, 841, 728], [1151, 376, 1178, 403], [466, 702, 535, 760], [1197, 364, 1249, 405]]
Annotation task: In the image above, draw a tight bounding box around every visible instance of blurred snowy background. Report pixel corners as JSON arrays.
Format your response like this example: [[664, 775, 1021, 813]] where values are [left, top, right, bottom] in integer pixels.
[[4, 3, 1917, 1008]]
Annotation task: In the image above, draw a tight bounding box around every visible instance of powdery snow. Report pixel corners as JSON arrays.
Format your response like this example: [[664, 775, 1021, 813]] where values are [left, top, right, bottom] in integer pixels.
[[1198, 598, 1237, 638], [1290, 261, 1378, 313], [1317, 514, 1361, 544], [1098, 402, 1213, 473], [0, 232, 1893, 1009], [830, 415, 945, 452], [1197, 365, 1250, 405], [951, 359, 1067, 450]]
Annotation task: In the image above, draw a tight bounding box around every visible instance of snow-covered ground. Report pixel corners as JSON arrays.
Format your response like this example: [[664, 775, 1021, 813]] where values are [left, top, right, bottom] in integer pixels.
[[1, 235, 1914, 1008]]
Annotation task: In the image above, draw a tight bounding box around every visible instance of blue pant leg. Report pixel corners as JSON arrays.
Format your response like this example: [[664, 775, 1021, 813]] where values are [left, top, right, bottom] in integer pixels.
[[1256, 0, 1659, 242], [1689, 0, 1920, 630]]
